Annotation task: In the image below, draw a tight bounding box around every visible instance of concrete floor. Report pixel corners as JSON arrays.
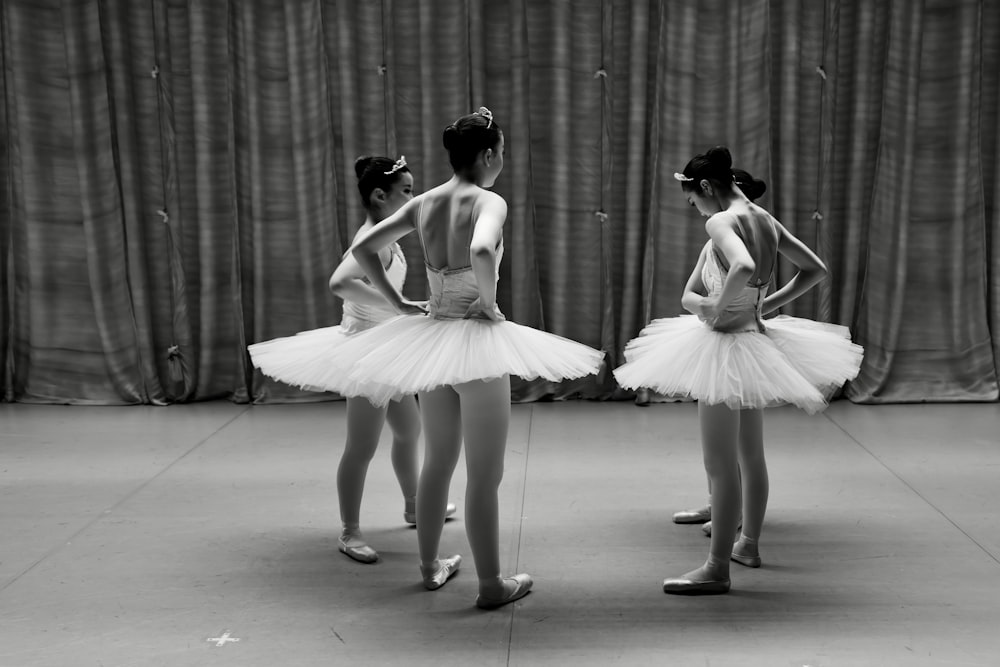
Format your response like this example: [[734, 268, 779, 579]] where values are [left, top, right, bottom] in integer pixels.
[[1, 399, 998, 666]]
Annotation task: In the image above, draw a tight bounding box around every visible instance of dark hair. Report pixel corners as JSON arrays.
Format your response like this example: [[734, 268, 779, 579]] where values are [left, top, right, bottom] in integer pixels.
[[442, 110, 503, 171], [732, 168, 766, 201], [679, 146, 735, 194], [354, 156, 409, 208]]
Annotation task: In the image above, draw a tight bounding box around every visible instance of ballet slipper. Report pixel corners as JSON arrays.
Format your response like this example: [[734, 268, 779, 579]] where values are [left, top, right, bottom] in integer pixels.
[[672, 505, 711, 524], [476, 574, 533, 609], [663, 563, 730, 595], [421, 554, 462, 591], [731, 539, 761, 568], [662, 575, 731, 595], [701, 519, 742, 537], [338, 535, 379, 564], [404, 502, 457, 526]]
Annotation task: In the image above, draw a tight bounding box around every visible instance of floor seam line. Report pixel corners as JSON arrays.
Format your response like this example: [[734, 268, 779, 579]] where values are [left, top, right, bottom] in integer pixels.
[[0, 405, 253, 594], [822, 410, 1000, 566], [506, 403, 533, 665]]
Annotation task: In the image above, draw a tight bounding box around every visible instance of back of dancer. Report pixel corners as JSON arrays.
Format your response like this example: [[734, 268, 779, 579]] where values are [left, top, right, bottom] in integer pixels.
[[330, 108, 604, 608]]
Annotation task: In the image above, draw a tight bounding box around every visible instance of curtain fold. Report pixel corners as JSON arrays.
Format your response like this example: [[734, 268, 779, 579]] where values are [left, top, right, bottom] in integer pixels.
[[0, 0, 997, 405], [846, 0, 998, 401], [982, 0, 1000, 385], [0, 3, 11, 401]]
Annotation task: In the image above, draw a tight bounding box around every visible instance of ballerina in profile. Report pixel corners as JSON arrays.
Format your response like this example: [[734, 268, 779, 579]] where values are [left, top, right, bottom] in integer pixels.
[[616, 146, 862, 595], [249, 155, 455, 565]]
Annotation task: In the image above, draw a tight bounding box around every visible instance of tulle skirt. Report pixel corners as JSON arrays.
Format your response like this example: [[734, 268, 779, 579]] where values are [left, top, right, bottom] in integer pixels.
[[323, 314, 605, 406], [248, 325, 404, 401], [613, 314, 863, 414]]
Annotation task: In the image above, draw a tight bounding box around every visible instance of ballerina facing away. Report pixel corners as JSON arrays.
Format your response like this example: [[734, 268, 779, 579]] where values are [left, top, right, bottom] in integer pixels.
[[325, 107, 604, 609]]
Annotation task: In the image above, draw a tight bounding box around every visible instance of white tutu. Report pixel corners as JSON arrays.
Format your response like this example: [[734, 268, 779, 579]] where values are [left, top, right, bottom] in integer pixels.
[[249, 242, 411, 401], [328, 314, 606, 407], [614, 314, 863, 414], [248, 324, 404, 401]]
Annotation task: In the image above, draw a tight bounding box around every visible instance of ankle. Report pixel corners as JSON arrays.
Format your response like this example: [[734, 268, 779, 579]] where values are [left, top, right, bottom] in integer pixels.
[[478, 576, 505, 596], [704, 554, 730, 579]]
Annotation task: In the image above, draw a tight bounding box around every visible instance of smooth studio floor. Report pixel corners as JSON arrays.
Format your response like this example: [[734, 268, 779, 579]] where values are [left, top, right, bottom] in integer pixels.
[[1, 399, 998, 667]]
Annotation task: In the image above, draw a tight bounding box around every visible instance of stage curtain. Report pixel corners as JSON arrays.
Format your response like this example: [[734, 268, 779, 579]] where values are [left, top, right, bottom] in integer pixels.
[[0, 0, 997, 404]]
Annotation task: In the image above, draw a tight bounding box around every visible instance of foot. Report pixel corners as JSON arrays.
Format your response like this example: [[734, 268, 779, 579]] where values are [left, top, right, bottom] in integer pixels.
[[476, 574, 533, 610], [421, 554, 462, 591], [701, 519, 742, 537], [338, 534, 378, 564], [731, 538, 761, 568], [404, 502, 458, 526], [662, 565, 731, 596], [672, 504, 711, 524]]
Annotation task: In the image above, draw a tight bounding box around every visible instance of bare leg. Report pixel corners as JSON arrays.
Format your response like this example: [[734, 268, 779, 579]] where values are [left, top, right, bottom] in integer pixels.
[[453, 375, 532, 606], [385, 394, 421, 512], [454, 376, 510, 587], [336, 397, 388, 562], [415, 387, 463, 568], [688, 402, 741, 581], [733, 408, 767, 565]]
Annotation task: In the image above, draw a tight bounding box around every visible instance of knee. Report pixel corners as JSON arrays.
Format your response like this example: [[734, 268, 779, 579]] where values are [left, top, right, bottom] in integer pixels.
[[467, 466, 504, 490], [738, 452, 768, 477], [394, 422, 421, 445], [422, 449, 459, 476], [342, 441, 377, 465]]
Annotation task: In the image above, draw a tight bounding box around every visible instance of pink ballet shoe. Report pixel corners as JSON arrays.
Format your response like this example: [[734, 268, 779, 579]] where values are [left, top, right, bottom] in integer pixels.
[[421, 554, 462, 591], [338, 535, 379, 564], [476, 574, 533, 609], [405, 502, 457, 526]]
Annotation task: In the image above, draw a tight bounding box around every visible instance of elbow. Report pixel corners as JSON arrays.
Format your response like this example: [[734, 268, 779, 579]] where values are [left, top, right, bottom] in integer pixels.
[[470, 243, 493, 258], [328, 274, 349, 297], [328, 275, 343, 297], [732, 260, 756, 280], [809, 260, 829, 283], [470, 244, 494, 263]]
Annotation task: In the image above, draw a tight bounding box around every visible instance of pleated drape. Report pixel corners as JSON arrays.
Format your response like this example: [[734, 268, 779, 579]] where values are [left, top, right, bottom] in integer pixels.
[[0, 0, 998, 405], [829, 0, 998, 401]]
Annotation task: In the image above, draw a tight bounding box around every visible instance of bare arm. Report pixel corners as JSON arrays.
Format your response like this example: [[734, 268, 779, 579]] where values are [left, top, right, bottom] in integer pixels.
[[328, 245, 393, 308], [761, 220, 828, 315], [344, 197, 425, 314], [466, 192, 508, 320]]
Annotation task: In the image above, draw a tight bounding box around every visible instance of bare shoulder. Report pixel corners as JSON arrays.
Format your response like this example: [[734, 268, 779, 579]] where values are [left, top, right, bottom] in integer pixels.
[[475, 188, 507, 210], [469, 189, 507, 225], [705, 210, 739, 235]]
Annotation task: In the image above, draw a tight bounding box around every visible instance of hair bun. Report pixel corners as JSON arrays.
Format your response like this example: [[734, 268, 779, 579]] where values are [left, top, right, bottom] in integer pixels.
[[354, 155, 375, 180], [732, 168, 767, 201], [706, 146, 733, 170], [442, 125, 460, 152]]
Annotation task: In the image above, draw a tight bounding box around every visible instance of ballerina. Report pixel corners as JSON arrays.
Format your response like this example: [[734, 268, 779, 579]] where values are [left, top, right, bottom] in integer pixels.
[[615, 146, 863, 595], [332, 108, 604, 608]]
